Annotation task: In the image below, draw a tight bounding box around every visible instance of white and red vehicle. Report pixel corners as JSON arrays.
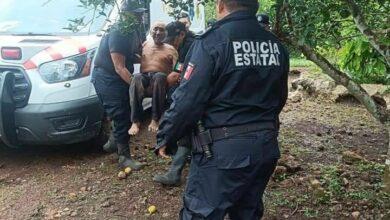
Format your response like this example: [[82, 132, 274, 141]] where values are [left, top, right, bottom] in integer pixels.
[[0, 0, 205, 148]]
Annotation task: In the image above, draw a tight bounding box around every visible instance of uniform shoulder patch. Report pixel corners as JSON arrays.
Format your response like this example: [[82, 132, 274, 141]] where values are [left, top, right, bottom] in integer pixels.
[[184, 63, 195, 80]]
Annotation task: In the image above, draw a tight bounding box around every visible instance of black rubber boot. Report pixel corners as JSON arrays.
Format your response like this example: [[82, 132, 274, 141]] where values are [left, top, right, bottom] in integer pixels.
[[103, 133, 117, 153], [117, 143, 145, 170], [153, 146, 190, 186]]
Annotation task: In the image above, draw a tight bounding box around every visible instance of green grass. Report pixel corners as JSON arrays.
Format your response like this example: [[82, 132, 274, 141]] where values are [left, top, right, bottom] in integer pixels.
[[290, 58, 326, 78], [303, 208, 319, 217], [312, 165, 344, 204], [383, 85, 390, 94], [290, 58, 315, 68], [356, 161, 385, 175]]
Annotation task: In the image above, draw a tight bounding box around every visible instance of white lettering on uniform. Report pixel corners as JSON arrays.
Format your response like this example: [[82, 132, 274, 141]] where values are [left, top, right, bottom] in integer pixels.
[[243, 54, 251, 65], [233, 41, 242, 53], [250, 53, 257, 64], [235, 53, 243, 66], [268, 41, 274, 53], [242, 41, 250, 53], [273, 43, 280, 54], [260, 42, 269, 53], [232, 40, 281, 67], [260, 54, 269, 65], [256, 55, 262, 65], [250, 41, 256, 53], [269, 54, 277, 66]]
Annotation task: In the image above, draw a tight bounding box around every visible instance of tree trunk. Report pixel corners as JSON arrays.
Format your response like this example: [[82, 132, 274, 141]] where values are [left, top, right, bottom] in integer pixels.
[[343, 0, 390, 68], [290, 39, 390, 193], [278, 0, 390, 193], [384, 123, 390, 192], [288, 39, 388, 124]]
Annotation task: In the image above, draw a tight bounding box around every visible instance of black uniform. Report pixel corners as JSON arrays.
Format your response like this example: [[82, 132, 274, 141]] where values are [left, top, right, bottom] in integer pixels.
[[92, 27, 142, 145], [167, 31, 195, 106], [178, 31, 195, 63], [156, 10, 289, 220]]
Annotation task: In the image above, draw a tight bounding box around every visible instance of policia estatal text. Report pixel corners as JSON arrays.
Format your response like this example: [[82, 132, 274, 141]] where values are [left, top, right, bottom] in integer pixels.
[[155, 0, 289, 219]]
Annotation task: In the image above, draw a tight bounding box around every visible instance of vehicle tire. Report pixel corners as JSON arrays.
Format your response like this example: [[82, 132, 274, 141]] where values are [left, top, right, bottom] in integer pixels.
[[0, 140, 20, 149]]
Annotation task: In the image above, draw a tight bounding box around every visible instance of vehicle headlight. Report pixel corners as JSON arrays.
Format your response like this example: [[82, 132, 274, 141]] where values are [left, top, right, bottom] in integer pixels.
[[39, 49, 96, 83]]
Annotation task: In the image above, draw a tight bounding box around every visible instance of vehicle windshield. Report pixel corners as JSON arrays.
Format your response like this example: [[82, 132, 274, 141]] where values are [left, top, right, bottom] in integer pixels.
[[0, 0, 112, 35]]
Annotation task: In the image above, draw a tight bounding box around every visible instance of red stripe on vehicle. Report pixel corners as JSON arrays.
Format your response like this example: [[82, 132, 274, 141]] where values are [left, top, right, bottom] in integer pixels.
[[45, 47, 63, 60], [23, 60, 38, 70], [67, 39, 87, 53], [78, 46, 87, 53]]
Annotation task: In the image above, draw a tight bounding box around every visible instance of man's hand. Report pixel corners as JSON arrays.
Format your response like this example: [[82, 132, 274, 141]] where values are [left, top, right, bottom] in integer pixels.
[[111, 52, 132, 84], [158, 146, 169, 158], [167, 72, 181, 87]]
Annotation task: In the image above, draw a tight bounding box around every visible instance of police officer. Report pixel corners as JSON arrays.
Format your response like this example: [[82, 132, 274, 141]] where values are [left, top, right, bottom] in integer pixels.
[[153, 21, 194, 186], [257, 14, 271, 31], [155, 0, 289, 219], [92, 0, 146, 170]]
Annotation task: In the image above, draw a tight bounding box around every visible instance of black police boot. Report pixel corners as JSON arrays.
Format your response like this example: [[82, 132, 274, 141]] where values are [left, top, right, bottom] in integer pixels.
[[102, 133, 117, 153], [117, 143, 145, 170], [153, 146, 190, 186]]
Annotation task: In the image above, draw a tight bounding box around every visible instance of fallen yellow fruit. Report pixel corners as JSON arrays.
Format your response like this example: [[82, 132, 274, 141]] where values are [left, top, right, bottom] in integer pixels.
[[148, 205, 157, 214], [118, 171, 126, 179], [124, 167, 132, 174]]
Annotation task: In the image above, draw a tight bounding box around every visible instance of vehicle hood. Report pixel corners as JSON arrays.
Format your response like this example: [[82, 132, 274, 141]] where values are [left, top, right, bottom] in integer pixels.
[[0, 35, 101, 69]]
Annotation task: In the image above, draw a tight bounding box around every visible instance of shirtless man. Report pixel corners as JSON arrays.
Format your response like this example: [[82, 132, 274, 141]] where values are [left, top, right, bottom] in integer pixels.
[[129, 22, 178, 135]]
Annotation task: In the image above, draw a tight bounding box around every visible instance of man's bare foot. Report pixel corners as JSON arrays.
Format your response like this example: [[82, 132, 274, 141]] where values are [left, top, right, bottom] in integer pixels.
[[129, 123, 140, 136], [148, 120, 159, 133]]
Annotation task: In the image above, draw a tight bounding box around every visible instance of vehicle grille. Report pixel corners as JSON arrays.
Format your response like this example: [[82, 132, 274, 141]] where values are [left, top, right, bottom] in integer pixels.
[[0, 67, 31, 108]]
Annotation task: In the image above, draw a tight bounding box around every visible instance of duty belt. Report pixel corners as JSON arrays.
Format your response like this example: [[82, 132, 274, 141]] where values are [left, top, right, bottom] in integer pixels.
[[193, 122, 276, 152]]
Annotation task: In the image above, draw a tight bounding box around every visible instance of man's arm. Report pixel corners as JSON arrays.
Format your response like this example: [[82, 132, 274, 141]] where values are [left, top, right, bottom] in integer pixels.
[[108, 30, 134, 84], [156, 40, 215, 154], [167, 49, 180, 87], [111, 53, 132, 84]]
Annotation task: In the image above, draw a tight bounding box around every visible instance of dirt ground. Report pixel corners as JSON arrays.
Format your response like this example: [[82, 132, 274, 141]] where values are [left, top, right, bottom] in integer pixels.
[[0, 71, 389, 219]]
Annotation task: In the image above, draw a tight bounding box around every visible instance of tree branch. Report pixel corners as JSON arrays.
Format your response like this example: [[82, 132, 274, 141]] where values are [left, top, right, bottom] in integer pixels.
[[281, 2, 389, 124], [343, 0, 390, 68]]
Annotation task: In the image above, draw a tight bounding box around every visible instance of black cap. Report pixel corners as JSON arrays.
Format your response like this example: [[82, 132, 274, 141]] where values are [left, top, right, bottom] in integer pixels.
[[257, 14, 270, 25], [121, 0, 147, 13], [178, 12, 189, 19], [166, 21, 186, 38]]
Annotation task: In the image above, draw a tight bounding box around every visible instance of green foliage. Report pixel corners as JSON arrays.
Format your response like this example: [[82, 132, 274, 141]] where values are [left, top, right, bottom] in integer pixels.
[[116, 12, 140, 35], [317, 166, 344, 204], [204, 1, 216, 22], [347, 190, 374, 200], [70, 0, 153, 34], [339, 38, 389, 84], [204, 0, 275, 23], [286, 0, 389, 84], [162, 0, 194, 19], [303, 208, 319, 218], [65, 0, 115, 33], [290, 58, 315, 68], [356, 161, 385, 174]]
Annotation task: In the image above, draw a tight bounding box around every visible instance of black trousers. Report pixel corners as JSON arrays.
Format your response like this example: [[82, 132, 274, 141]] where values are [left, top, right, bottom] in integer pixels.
[[92, 68, 130, 145], [180, 130, 280, 220], [129, 72, 167, 122]]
